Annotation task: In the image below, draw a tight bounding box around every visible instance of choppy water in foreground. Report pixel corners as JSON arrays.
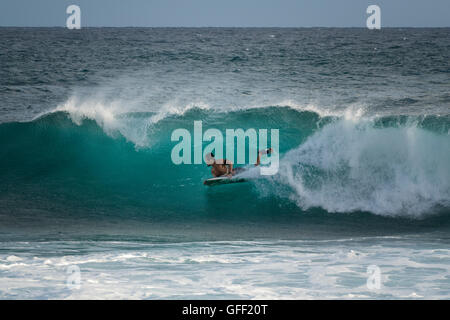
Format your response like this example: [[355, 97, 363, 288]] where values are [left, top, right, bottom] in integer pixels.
[[1, 237, 449, 299]]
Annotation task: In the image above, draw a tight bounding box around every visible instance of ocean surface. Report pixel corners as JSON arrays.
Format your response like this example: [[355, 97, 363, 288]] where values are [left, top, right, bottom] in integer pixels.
[[0, 27, 449, 299]]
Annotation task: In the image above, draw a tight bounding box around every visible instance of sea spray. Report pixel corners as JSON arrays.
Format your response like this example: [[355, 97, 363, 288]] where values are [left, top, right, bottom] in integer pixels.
[[268, 118, 450, 217]]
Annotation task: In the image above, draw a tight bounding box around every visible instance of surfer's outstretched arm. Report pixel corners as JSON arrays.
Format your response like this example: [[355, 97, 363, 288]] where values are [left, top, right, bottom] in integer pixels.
[[255, 148, 272, 166]]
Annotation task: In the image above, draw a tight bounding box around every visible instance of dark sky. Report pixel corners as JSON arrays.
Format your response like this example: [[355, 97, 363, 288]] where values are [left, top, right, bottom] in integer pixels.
[[1, 0, 449, 27]]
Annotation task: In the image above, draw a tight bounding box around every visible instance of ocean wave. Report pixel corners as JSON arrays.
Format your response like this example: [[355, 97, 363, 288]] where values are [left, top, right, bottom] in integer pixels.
[[264, 118, 450, 217]]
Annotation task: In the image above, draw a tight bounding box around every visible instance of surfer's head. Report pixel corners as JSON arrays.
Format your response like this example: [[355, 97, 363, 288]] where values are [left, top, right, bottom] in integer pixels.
[[205, 152, 215, 166]]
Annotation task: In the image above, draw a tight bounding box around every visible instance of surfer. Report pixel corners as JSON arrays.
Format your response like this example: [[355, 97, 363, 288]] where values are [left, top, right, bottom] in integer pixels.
[[205, 148, 272, 177]]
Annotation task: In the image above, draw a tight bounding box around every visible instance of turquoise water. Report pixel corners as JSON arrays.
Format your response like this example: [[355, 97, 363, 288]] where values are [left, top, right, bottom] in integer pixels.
[[0, 28, 449, 299]]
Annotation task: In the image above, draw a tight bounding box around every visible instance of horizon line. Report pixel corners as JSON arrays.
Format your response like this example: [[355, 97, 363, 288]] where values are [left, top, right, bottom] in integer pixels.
[[1, 26, 449, 28]]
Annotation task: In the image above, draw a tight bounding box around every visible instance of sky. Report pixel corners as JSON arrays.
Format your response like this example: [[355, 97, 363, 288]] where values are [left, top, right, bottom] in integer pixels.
[[0, 0, 449, 27]]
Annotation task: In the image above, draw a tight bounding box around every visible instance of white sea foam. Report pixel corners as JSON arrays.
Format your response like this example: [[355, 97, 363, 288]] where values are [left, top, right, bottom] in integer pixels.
[[6, 255, 22, 262], [0, 239, 448, 299], [266, 118, 450, 217]]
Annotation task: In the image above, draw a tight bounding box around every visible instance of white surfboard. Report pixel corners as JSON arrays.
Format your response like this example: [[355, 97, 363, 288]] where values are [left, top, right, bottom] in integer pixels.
[[203, 176, 247, 186]]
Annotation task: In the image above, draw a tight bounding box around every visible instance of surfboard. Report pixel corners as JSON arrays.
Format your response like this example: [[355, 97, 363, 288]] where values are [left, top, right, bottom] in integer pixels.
[[203, 176, 247, 186]]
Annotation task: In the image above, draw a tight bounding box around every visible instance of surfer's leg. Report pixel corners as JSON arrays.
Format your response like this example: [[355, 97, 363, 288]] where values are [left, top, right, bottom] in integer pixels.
[[255, 148, 272, 166]]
